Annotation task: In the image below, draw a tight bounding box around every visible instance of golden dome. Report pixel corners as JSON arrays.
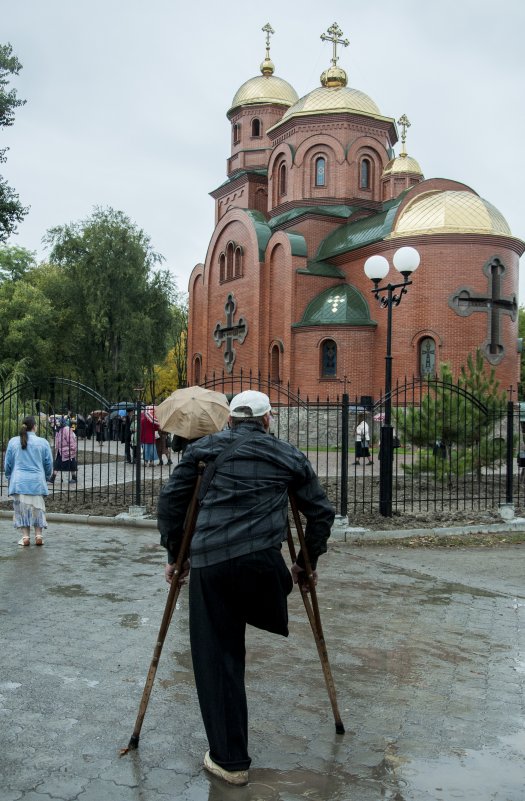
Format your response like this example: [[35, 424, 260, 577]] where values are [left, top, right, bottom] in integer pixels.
[[228, 73, 299, 115], [383, 152, 423, 177], [320, 65, 348, 88], [390, 190, 511, 238], [275, 84, 384, 127]]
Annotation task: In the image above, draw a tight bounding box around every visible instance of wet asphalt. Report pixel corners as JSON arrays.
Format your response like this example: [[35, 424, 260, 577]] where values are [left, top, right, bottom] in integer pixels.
[[1, 513, 524, 801]]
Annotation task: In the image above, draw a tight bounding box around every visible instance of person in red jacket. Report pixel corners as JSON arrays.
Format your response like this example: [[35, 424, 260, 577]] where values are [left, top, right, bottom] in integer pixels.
[[140, 407, 160, 466]]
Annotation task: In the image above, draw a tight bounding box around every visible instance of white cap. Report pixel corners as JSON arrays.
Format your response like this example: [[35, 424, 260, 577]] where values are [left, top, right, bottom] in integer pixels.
[[229, 390, 272, 418]]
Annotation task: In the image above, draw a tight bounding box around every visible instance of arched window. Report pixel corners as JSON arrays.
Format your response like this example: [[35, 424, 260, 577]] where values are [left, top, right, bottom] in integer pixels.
[[419, 337, 436, 376], [226, 242, 234, 280], [251, 118, 261, 137], [194, 356, 202, 386], [270, 344, 280, 384], [321, 339, 337, 378], [315, 156, 326, 187], [219, 253, 225, 283], [234, 246, 242, 278], [255, 186, 267, 214], [233, 123, 240, 145], [360, 158, 371, 190], [278, 163, 287, 197]]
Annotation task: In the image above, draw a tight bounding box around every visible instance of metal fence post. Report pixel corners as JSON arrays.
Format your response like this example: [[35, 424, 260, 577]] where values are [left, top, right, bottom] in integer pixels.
[[134, 387, 144, 507], [340, 393, 349, 517], [506, 399, 514, 504]]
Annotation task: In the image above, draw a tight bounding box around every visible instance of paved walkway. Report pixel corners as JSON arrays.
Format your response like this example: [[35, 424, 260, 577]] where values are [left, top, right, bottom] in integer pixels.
[[1, 517, 524, 801]]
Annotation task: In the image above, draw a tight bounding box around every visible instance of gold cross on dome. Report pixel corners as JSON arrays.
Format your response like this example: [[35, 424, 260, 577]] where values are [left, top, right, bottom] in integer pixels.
[[397, 114, 411, 154], [262, 22, 275, 58], [320, 23, 349, 67]]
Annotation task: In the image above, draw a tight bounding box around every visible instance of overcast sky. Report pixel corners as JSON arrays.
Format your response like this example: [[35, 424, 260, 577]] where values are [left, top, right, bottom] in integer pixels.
[[2, 0, 524, 301]]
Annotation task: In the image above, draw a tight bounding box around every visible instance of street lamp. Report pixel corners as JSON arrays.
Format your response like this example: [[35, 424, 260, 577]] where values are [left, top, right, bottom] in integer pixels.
[[364, 246, 421, 516]]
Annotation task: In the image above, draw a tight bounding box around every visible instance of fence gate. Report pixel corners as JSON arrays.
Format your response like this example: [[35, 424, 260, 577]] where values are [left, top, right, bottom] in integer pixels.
[[2, 373, 523, 518], [0, 377, 170, 512]]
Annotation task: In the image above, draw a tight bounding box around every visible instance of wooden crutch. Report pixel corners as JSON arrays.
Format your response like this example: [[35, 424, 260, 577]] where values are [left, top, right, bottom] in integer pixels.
[[120, 464, 205, 754], [287, 492, 345, 734]]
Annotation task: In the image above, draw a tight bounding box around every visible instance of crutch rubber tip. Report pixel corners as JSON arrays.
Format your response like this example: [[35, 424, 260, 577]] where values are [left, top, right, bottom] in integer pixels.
[[335, 722, 345, 735], [128, 734, 140, 749]]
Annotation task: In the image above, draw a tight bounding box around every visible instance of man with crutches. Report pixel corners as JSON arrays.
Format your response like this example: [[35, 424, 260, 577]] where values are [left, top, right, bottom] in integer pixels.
[[157, 390, 335, 786]]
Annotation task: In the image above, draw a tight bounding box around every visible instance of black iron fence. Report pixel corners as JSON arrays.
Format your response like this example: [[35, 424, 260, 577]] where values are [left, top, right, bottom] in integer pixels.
[[1, 374, 524, 518]]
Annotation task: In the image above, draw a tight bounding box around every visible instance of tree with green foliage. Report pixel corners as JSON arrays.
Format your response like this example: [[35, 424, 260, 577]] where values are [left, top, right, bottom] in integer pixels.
[[0, 278, 59, 385], [399, 350, 507, 487], [44, 207, 174, 398], [150, 295, 188, 400], [0, 43, 28, 242], [168, 293, 188, 389], [0, 244, 36, 282]]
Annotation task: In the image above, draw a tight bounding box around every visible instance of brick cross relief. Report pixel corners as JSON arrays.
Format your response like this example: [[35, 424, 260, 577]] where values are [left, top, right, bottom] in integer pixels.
[[213, 293, 248, 373], [449, 257, 517, 363]]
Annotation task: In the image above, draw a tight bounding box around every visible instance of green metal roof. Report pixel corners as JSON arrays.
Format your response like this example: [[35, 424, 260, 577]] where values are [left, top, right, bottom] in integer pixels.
[[241, 213, 307, 260], [244, 210, 272, 260], [286, 232, 308, 257], [315, 195, 407, 261], [297, 260, 345, 278], [293, 284, 376, 327], [269, 205, 354, 229], [211, 169, 268, 193]]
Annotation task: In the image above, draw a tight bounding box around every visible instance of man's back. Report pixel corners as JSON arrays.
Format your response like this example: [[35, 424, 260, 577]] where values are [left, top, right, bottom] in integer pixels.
[[157, 420, 334, 568]]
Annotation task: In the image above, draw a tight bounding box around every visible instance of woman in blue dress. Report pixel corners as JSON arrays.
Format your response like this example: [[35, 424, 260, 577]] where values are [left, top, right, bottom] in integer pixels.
[[4, 415, 53, 546]]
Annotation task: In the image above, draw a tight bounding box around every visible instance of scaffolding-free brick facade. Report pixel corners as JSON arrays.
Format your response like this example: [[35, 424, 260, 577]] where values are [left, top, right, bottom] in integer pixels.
[[188, 37, 524, 401]]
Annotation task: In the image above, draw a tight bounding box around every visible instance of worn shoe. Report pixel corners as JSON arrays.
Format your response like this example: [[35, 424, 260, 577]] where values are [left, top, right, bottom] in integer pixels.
[[18, 537, 30, 546], [35, 534, 44, 546], [203, 751, 248, 786]]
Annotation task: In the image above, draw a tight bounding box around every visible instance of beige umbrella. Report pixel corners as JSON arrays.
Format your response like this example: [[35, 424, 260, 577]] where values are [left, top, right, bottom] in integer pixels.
[[155, 386, 230, 440]]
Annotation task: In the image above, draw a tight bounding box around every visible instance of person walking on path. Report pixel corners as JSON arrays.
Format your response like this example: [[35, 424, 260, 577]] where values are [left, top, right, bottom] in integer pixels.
[[49, 418, 78, 485], [155, 430, 172, 466], [3, 415, 53, 546], [157, 390, 334, 786], [354, 414, 373, 466]]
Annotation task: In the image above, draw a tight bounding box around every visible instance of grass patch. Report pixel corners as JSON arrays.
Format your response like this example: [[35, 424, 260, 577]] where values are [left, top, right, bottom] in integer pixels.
[[353, 531, 525, 548]]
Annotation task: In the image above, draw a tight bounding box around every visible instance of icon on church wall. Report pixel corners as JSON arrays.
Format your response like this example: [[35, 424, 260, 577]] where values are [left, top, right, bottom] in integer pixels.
[[213, 293, 248, 373]]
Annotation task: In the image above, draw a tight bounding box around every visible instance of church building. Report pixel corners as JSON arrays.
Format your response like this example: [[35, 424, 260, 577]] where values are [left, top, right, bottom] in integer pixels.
[[187, 23, 524, 400]]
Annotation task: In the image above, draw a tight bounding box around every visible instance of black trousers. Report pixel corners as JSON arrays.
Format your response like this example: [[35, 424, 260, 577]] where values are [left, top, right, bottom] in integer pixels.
[[189, 547, 293, 771]]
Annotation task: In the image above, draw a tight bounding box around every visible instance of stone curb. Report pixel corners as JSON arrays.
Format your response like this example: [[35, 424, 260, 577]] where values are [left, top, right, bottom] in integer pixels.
[[340, 518, 525, 542], [0, 509, 157, 528], [3, 509, 525, 542]]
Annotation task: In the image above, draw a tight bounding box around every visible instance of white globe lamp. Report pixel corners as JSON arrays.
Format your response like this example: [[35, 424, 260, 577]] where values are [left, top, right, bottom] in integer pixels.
[[392, 246, 420, 278], [364, 255, 389, 284]]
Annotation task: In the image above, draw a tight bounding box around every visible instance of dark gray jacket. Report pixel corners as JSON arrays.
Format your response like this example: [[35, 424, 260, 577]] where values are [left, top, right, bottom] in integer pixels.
[[157, 421, 334, 569]]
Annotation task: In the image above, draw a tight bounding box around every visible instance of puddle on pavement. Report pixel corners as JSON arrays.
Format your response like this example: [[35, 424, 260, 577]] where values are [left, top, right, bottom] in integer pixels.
[[158, 671, 194, 689], [119, 613, 145, 628], [174, 649, 193, 672], [201, 764, 406, 801], [99, 592, 126, 602], [403, 745, 525, 799], [133, 554, 161, 565], [226, 767, 352, 801], [48, 583, 91, 598], [47, 584, 128, 602], [417, 587, 452, 605], [91, 554, 121, 567]]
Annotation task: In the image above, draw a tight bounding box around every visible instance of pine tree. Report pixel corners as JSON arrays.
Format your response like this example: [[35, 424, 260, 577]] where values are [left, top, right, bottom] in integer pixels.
[[399, 350, 507, 487]]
